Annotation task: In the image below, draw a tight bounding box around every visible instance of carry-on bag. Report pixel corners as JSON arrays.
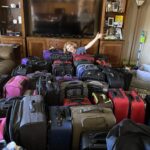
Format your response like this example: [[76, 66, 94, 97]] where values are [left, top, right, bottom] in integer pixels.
[[48, 106, 72, 150], [80, 131, 108, 150], [9, 95, 47, 150], [108, 88, 129, 123], [126, 90, 145, 123], [70, 105, 116, 150], [3, 75, 29, 98]]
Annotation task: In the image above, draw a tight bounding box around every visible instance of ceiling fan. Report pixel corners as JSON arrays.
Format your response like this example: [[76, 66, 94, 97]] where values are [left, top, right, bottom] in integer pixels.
[[136, 0, 145, 6]]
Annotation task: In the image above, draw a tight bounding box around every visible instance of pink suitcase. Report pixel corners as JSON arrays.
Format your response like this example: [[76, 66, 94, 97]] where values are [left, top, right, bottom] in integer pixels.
[[3, 75, 29, 98], [0, 118, 6, 140]]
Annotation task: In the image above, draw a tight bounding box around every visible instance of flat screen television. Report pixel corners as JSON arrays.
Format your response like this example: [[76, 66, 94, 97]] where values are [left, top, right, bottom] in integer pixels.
[[27, 0, 102, 38]]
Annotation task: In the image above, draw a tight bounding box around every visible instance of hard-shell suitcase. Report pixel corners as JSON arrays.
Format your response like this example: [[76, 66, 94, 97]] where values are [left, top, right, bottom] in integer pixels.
[[80, 131, 108, 150], [64, 97, 91, 106], [126, 90, 145, 123], [48, 106, 72, 150], [70, 105, 116, 150], [108, 88, 129, 123], [9, 95, 47, 150]]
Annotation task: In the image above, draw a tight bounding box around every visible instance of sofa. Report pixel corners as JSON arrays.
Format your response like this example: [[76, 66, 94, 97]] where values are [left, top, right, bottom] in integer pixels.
[[0, 44, 17, 75]]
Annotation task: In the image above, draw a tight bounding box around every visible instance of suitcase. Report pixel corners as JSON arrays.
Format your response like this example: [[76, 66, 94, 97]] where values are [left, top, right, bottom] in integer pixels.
[[36, 75, 60, 105], [86, 80, 109, 100], [108, 88, 129, 123], [76, 64, 99, 79], [0, 97, 22, 118], [64, 97, 91, 106], [91, 93, 113, 109], [126, 90, 145, 123], [145, 95, 150, 125], [81, 70, 106, 81], [21, 56, 41, 65], [114, 68, 133, 90], [0, 75, 10, 98], [48, 106, 72, 150], [60, 80, 88, 105], [8, 95, 47, 150], [73, 54, 94, 62], [3, 75, 29, 98], [0, 118, 6, 140], [80, 131, 108, 150], [56, 75, 78, 83], [70, 105, 116, 150], [74, 60, 93, 67]]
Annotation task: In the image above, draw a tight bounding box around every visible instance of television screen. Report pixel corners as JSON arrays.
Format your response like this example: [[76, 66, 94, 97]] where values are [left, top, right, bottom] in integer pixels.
[[27, 0, 102, 37]]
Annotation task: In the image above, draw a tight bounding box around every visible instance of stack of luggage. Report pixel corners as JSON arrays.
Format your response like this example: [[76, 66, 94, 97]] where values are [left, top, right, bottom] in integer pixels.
[[0, 48, 150, 150]]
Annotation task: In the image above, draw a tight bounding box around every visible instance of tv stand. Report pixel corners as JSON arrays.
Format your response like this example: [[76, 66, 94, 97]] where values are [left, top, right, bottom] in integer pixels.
[[26, 36, 99, 57]]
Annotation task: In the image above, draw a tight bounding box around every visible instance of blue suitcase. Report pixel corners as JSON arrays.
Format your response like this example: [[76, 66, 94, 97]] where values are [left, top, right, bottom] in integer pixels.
[[48, 106, 72, 150]]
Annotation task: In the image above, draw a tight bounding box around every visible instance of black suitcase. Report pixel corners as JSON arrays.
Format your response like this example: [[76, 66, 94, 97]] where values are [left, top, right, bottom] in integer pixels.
[[145, 95, 150, 125], [48, 106, 72, 150], [0, 74, 10, 97], [0, 97, 22, 118], [80, 131, 108, 150], [8, 95, 47, 150], [114, 68, 133, 90]]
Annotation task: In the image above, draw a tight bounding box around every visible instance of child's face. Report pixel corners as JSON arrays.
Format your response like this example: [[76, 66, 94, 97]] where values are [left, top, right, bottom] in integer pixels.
[[66, 44, 76, 53]]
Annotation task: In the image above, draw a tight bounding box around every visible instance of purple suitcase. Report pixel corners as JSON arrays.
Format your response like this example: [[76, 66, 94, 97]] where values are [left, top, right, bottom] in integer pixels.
[[56, 75, 77, 83], [43, 49, 63, 61]]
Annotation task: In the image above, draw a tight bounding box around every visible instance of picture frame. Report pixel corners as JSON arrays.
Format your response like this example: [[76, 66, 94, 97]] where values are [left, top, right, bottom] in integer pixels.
[[112, 2, 119, 12], [108, 17, 114, 26]]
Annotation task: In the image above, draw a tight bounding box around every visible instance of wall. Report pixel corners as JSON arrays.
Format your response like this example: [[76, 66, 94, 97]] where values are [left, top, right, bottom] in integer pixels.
[[123, 0, 150, 65]]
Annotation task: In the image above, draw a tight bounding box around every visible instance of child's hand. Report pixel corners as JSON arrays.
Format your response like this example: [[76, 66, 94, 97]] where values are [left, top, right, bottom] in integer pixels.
[[95, 32, 103, 40]]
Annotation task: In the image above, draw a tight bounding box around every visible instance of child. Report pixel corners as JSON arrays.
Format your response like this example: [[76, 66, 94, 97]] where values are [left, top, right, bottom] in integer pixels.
[[63, 32, 102, 54]]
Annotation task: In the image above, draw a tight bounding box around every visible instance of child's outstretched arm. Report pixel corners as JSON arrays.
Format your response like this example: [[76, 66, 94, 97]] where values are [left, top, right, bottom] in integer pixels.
[[84, 32, 102, 50]]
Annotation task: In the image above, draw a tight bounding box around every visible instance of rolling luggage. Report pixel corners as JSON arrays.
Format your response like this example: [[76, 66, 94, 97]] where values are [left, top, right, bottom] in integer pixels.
[[3, 75, 29, 98], [60, 80, 88, 105], [108, 88, 129, 123], [73, 54, 94, 62], [8, 95, 47, 150], [126, 90, 145, 123], [91, 93, 113, 109], [64, 97, 91, 106], [80, 131, 108, 150], [56, 75, 77, 83], [48, 106, 72, 150], [70, 105, 116, 150]]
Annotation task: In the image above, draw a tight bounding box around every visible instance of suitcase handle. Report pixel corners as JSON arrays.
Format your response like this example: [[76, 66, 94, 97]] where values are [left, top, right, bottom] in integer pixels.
[[29, 100, 36, 113]]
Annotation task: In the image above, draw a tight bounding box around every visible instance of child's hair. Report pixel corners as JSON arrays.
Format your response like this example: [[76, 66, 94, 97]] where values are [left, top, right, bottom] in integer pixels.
[[63, 41, 77, 53]]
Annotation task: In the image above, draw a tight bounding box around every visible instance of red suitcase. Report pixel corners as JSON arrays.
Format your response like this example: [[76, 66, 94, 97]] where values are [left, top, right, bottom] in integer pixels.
[[73, 54, 94, 62], [64, 97, 91, 106], [126, 90, 145, 123], [108, 88, 129, 123]]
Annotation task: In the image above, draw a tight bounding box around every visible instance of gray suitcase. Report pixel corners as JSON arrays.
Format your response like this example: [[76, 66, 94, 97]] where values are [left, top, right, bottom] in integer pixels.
[[9, 95, 47, 150]]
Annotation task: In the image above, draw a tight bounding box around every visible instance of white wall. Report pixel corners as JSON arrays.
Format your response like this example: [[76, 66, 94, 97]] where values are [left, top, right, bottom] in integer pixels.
[[123, 0, 150, 65]]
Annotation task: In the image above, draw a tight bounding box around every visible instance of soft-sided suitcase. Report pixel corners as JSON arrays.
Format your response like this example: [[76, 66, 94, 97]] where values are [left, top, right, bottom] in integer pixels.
[[0, 75, 10, 98], [145, 95, 150, 125], [0, 97, 22, 118], [9, 95, 47, 150], [114, 68, 133, 90], [60, 80, 88, 105], [48, 106, 72, 150], [3, 75, 29, 98], [108, 88, 129, 123], [126, 90, 145, 123], [91, 93, 113, 109], [80, 131, 108, 150], [21, 56, 41, 65], [70, 105, 116, 150], [0, 118, 6, 140], [64, 97, 91, 106], [56, 75, 78, 83], [73, 54, 94, 62]]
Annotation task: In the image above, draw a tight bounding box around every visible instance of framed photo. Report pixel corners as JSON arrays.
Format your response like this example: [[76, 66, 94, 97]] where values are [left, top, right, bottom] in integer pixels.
[[108, 17, 114, 26], [112, 2, 119, 12]]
